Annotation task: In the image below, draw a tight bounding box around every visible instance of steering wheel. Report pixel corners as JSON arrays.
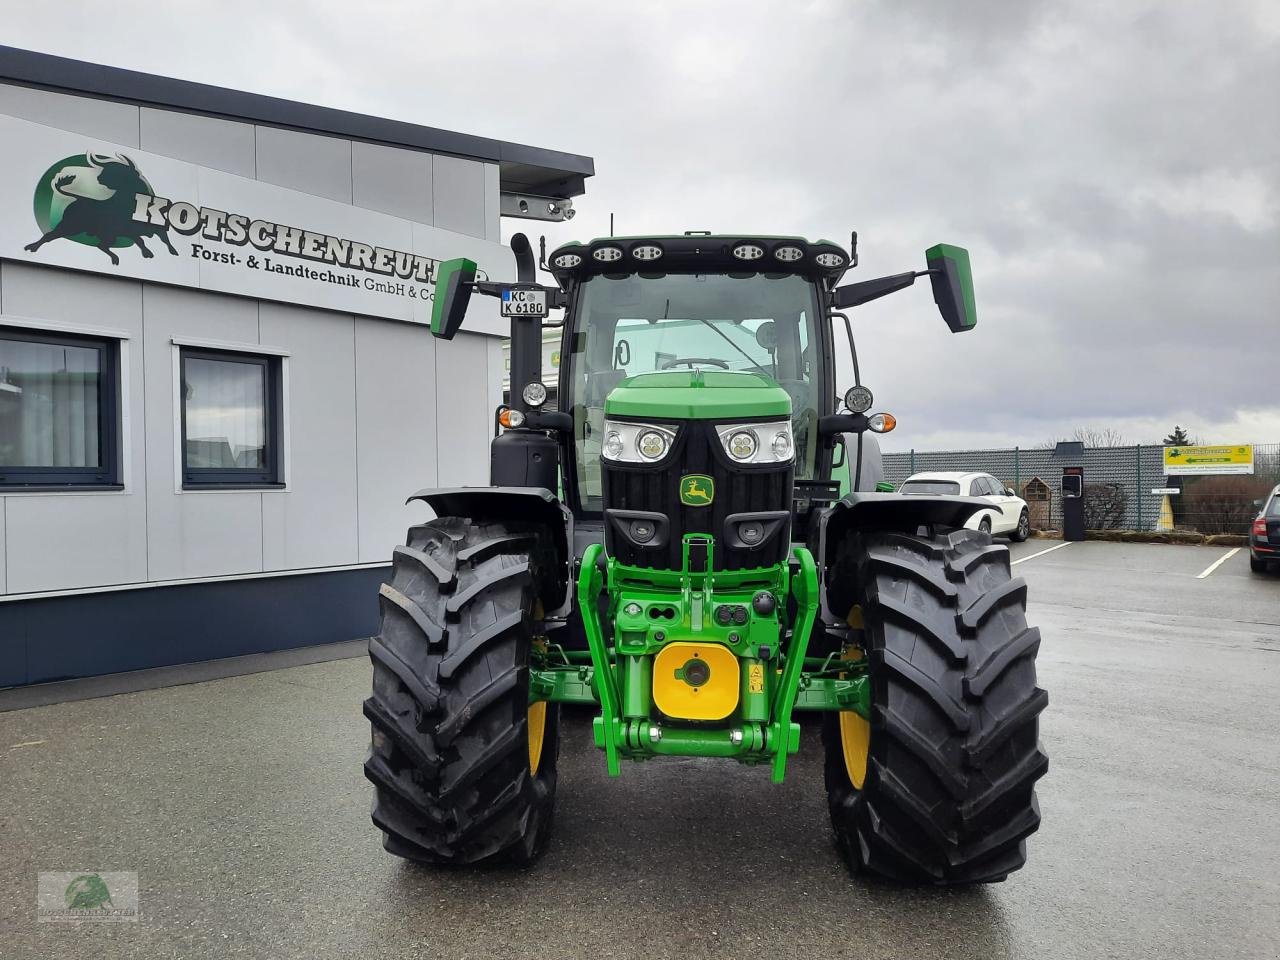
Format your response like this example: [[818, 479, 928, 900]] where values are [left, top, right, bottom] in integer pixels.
[[660, 357, 731, 370]]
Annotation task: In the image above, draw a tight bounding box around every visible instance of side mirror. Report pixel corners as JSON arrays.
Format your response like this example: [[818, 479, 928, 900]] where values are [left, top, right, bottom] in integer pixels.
[[925, 243, 977, 333], [1006, 486, 1017, 497], [1255, 499, 1265, 510], [431, 257, 477, 340]]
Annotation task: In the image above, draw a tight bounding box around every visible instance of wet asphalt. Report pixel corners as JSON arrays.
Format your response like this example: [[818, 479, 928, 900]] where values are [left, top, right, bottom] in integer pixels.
[[1, 539, 1278, 959]]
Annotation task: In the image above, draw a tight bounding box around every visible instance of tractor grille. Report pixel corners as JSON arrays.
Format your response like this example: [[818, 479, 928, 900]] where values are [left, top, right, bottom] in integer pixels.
[[602, 420, 792, 572]]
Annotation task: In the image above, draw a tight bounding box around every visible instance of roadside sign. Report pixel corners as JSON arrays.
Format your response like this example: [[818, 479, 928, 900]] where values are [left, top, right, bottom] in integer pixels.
[[1162, 444, 1253, 476], [1151, 487, 1179, 495]]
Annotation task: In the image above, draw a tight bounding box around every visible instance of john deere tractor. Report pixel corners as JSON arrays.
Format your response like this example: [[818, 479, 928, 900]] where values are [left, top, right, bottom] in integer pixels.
[[364, 232, 1047, 884]]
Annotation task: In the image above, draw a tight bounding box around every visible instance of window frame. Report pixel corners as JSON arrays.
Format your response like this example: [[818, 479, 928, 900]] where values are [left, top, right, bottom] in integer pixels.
[[0, 326, 120, 489], [179, 345, 283, 489]]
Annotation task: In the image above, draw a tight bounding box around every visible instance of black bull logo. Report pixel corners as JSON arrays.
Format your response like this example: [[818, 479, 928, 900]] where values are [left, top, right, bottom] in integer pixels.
[[25, 154, 178, 265]]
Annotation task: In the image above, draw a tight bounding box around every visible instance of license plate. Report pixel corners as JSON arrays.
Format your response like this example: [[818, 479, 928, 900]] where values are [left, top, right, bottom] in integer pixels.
[[501, 289, 547, 317]]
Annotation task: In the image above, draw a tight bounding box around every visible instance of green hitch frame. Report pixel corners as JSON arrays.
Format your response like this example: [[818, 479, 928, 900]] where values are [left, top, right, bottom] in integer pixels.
[[768, 545, 819, 783]]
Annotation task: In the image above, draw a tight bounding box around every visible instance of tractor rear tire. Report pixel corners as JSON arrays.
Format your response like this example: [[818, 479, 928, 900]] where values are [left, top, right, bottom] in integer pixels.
[[822, 528, 1048, 884], [363, 517, 559, 866]]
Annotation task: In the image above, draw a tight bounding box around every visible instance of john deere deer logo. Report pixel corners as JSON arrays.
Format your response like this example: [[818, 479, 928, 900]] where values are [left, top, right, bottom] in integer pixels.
[[680, 474, 714, 507], [24, 153, 178, 265]]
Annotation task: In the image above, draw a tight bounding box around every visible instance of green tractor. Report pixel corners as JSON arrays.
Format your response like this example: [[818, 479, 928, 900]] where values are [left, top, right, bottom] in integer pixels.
[[364, 232, 1047, 884]]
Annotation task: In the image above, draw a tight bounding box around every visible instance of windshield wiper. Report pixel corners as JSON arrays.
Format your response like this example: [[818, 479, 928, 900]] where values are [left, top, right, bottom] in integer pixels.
[[694, 317, 770, 373]]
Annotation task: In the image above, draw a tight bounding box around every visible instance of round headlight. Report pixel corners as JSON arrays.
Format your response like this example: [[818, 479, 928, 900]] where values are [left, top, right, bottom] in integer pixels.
[[771, 430, 792, 460], [603, 431, 624, 459], [504, 408, 525, 428], [551, 252, 581, 269], [592, 246, 624, 262], [844, 384, 874, 413], [638, 430, 669, 460], [728, 430, 757, 461], [522, 381, 548, 407], [774, 245, 804, 263]]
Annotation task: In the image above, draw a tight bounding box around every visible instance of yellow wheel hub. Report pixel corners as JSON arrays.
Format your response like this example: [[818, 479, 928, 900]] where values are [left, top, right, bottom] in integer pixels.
[[528, 699, 547, 776], [838, 618, 869, 789], [529, 608, 548, 777], [838, 708, 870, 789]]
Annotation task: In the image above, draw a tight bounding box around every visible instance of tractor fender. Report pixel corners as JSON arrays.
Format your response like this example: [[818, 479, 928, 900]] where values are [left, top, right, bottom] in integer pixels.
[[817, 492, 997, 621], [407, 486, 574, 619]]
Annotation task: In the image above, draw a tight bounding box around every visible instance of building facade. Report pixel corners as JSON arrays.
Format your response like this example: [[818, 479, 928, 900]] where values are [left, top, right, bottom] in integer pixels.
[[0, 46, 592, 688]]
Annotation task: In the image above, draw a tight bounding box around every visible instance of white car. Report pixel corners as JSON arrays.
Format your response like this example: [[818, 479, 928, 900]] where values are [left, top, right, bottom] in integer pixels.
[[899, 471, 1031, 541]]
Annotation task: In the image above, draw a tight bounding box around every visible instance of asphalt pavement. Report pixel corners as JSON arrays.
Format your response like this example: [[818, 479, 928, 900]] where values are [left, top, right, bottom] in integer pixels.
[[1, 538, 1278, 959]]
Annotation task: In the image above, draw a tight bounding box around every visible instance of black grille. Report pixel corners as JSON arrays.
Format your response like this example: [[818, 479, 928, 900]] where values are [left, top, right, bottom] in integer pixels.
[[602, 420, 792, 571]]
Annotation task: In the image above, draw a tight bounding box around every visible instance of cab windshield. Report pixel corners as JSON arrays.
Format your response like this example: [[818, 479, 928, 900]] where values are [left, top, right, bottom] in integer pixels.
[[567, 272, 823, 511]]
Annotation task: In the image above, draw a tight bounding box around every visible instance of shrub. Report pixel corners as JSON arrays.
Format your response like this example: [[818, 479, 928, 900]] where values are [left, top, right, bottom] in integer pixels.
[[1181, 475, 1273, 535], [1083, 482, 1128, 530]]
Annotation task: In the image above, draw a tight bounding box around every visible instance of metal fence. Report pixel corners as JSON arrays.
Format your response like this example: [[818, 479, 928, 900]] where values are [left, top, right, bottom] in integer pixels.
[[883, 443, 1280, 533]]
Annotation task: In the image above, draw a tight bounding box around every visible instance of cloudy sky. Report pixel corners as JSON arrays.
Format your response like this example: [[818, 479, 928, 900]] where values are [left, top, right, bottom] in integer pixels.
[[6, 0, 1277, 450]]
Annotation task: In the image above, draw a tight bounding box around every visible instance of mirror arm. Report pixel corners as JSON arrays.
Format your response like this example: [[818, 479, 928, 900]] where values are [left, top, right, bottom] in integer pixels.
[[831, 270, 929, 310]]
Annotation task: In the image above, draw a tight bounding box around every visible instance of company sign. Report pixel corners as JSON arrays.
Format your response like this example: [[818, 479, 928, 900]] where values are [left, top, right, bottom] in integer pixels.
[[0, 114, 512, 333], [1163, 444, 1254, 476]]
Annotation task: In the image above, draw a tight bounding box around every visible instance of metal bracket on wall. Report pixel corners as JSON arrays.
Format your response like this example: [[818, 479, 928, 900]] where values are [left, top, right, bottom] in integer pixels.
[[500, 193, 576, 222]]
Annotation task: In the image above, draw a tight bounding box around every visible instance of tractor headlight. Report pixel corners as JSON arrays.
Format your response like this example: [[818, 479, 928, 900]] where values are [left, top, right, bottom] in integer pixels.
[[638, 430, 669, 460], [716, 421, 794, 464], [522, 381, 548, 407], [601, 420, 677, 463], [728, 431, 757, 461], [603, 431, 624, 459]]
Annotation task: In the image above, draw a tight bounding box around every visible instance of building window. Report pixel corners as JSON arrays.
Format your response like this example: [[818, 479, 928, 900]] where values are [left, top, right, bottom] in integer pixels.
[[0, 327, 119, 487], [180, 347, 282, 487]]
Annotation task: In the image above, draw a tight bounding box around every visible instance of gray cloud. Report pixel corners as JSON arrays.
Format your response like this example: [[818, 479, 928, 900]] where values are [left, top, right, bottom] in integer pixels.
[[5, 0, 1277, 449]]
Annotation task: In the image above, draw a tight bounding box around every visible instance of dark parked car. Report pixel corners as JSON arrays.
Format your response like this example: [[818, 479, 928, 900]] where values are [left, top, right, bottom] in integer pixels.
[[1250, 484, 1280, 574]]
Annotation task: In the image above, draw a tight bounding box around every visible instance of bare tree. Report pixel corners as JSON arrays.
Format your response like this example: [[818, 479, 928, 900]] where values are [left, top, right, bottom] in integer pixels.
[[1040, 426, 1130, 449]]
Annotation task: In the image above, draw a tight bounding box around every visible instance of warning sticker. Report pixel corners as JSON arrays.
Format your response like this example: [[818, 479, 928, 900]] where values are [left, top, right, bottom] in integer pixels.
[[748, 663, 765, 694]]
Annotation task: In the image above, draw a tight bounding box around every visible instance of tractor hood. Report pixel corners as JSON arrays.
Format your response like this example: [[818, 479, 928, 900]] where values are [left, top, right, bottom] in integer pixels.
[[603, 370, 791, 421]]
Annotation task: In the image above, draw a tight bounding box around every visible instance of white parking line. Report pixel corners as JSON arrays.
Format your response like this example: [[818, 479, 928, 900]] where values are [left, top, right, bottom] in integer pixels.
[[1011, 541, 1073, 565], [1196, 547, 1241, 579]]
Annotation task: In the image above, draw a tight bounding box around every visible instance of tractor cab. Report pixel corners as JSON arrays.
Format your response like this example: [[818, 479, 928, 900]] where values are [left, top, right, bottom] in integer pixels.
[[428, 233, 974, 546]]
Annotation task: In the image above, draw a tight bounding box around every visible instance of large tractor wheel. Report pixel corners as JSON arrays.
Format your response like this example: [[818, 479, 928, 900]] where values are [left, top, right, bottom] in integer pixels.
[[822, 528, 1048, 884], [363, 517, 559, 866]]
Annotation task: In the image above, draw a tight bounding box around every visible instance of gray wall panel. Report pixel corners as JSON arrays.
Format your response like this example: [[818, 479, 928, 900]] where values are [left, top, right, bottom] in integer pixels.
[[139, 107, 256, 178], [0, 264, 147, 592], [0, 81, 139, 145], [6, 495, 148, 592], [259, 303, 358, 569], [255, 125, 352, 203], [484, 162, 501, 241], [434, 332, 494, 488], [354, 317, 438, 562], [0, 499, 7, 593], [141, 285, 263, 579], [432, 155, 486, 238], [352, 141, 432, 223]]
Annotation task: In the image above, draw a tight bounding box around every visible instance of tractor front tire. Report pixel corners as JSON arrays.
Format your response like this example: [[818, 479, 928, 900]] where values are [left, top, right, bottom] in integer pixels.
[[363, 517, 559, 866], [823, 529, 1048, 884]]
